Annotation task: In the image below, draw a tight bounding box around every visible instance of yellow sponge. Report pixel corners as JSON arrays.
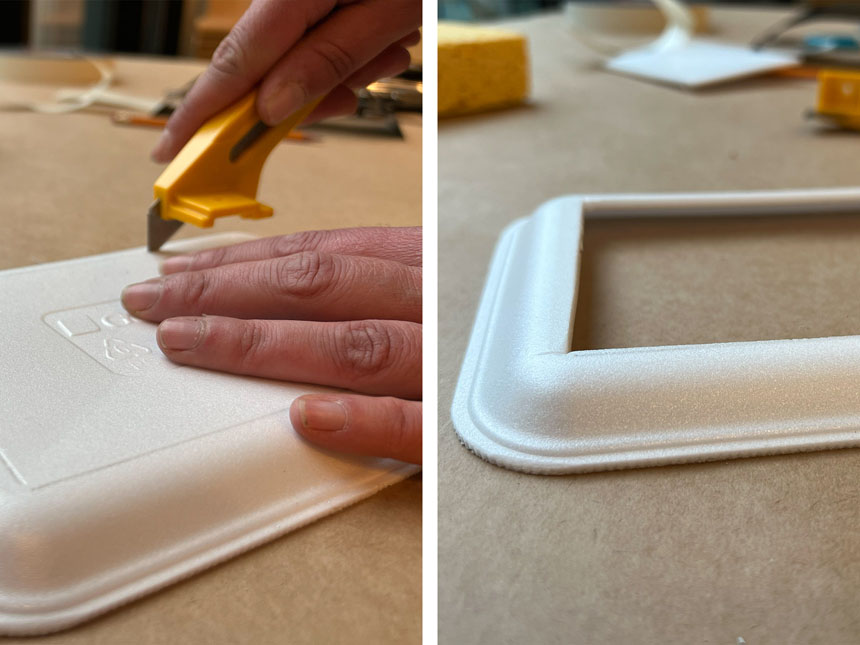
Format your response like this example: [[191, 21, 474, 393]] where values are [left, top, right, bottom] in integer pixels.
[[438, 22, 529, 118]]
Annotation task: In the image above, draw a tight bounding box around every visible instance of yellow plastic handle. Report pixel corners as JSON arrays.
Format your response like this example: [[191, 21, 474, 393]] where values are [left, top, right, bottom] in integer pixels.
[[817, 69, 860, 129], [153, 92, 320, 227]]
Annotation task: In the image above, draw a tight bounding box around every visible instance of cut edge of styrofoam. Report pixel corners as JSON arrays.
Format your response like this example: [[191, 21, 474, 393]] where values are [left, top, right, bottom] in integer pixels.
[[451, 188, 860, 475]]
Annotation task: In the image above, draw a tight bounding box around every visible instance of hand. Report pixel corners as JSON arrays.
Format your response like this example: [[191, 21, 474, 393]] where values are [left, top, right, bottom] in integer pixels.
[[152, 0, 421, 162], [121, 227, 422, 464]]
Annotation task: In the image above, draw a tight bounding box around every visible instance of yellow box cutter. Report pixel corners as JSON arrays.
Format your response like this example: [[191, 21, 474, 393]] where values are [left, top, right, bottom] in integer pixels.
[[147, 91, 321, 251]]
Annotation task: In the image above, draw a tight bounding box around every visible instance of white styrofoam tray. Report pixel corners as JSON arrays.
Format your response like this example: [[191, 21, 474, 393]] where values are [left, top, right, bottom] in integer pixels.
[[0, 234, 418, 635], [452, 188, 860, 474]]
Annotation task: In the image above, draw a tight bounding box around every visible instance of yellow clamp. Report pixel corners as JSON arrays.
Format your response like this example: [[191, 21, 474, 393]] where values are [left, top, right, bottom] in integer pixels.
[[153, 92, 320, 227]]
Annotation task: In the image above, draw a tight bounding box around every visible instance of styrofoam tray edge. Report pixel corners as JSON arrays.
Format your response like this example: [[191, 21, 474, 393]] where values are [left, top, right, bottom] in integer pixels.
[[0, 464, 419, 635]]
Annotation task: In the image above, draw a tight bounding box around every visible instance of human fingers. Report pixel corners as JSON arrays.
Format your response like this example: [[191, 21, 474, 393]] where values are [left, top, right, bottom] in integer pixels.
[[257, 0, 420, 125], [295, 43, 412, 123], [157, 316, 422, 399], [301, 84, 358, 124], [124, 252, 422, 323], [342, 44, 411, 89], [302, 43, 413, 124], [152, 0, 338, 162], [291, 394, 421, 464], [160, 227, 422, 274], [398, 30, 421, 48]]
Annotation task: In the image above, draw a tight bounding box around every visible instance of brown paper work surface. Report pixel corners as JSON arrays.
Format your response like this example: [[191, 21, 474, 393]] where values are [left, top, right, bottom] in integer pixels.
[[439, 7, 860, 644], [0, 57, 420, 644]]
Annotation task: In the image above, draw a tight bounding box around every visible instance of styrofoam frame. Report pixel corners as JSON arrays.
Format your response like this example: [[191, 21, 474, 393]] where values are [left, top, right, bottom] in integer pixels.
[[452, 188, 860, 474]]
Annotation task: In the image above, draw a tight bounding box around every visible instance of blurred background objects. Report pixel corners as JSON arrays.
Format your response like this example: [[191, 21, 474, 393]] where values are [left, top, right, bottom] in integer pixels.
[[1, 1, 420, 138], [4, 0, 254, 57], [440, 0, 559, 20], [439, 0, 796, 21]]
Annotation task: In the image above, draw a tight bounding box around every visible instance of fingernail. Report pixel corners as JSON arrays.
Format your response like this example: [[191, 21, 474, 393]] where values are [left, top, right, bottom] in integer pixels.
[[158, 318, 203, 351], [259, 83, 305, 125], [298, 398, 347, 432], [160, 255, 192, 274], [121, 281, 162, 312], [151, 129, 173, 163]]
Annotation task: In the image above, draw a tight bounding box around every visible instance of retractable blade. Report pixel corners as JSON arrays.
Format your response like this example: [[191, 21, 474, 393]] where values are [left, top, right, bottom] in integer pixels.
[[147, 199, 182, 252]]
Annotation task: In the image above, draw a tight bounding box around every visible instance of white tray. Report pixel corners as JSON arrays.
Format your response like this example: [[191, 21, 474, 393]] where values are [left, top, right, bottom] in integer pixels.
[[452, 188, 860, 474], [0, 234, 418, 635]]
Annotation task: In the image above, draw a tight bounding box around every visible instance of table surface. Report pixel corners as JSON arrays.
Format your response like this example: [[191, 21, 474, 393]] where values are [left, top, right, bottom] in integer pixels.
[[0, 57, 421, 644], [439, 7, 860, 644]]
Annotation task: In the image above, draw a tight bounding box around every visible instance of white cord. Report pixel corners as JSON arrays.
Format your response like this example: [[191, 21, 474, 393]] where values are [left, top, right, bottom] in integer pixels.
[[0, 56, 162, 114], [567, 0, 695, 59]]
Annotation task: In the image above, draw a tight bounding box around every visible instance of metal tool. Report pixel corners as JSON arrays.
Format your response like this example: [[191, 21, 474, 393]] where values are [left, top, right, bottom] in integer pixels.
[[752, 1, 860, 50], [147, 91, 320, 252], [308, 76, 422, 139]]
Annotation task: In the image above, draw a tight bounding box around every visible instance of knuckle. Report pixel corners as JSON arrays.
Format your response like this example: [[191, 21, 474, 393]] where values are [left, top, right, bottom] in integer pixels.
[[387, 401, 411, 449], [237, 320, 267, 370], [310, 39, 359, 81], [405, 265, 422, 298], [177, 270, 212, 310], [190, 246, 227, 271], [380, 227, 422, 265], [210, 31, 248, 78], [334, 321, 396, 378], [272, 230, 327, 257], [271, 251, 338, 299]]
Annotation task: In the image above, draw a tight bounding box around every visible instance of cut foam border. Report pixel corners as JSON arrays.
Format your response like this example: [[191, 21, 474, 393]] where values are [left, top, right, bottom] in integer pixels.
[[452, 189, 860, 474]]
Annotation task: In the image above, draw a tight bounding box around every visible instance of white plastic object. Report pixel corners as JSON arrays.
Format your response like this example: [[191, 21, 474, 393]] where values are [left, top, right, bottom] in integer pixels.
[[452, 189, 860, 475], [0, 234, 418, 635], [566, 0, 698, 57], [606, 40, 797, 89], [0, 55, 162, 114], [564, 0, 794, 85], [565, 0, 709, 37]]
